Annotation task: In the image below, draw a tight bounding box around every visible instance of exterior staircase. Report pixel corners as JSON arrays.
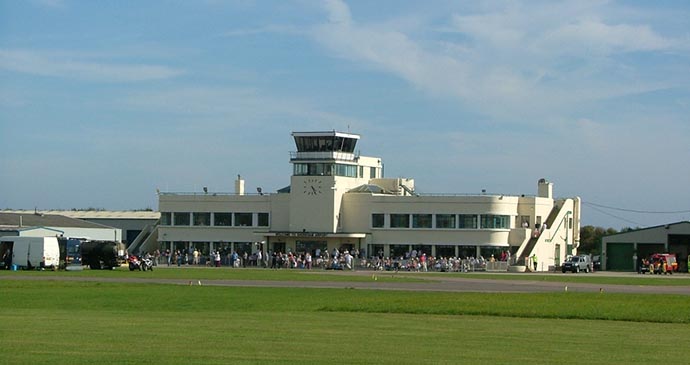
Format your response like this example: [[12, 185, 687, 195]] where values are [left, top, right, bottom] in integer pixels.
[[126, 220, 159, 255]]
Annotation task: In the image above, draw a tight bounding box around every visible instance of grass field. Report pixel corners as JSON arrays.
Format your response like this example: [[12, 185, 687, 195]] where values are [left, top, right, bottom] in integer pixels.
[[2, 275, 690, 364], [2, 267, 689, 286]]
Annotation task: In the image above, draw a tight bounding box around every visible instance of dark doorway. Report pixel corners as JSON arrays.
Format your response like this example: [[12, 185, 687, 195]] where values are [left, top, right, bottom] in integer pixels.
[[668, 234, 690, 273]]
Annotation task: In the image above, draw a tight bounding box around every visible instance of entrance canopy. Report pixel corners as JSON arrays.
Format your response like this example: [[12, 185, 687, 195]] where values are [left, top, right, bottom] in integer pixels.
[[262, 232, 366, 239]]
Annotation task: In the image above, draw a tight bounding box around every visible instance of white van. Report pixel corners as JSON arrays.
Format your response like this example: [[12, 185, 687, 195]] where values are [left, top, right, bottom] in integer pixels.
[[1, 236, 60, 269]]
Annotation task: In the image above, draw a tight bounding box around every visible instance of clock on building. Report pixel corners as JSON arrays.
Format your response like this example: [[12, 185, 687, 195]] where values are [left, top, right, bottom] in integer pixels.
[[303, 178, 323, 196]]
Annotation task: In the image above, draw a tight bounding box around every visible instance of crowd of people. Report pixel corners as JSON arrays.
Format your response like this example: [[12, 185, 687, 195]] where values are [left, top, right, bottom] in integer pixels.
[[152, 246, 513, 273]]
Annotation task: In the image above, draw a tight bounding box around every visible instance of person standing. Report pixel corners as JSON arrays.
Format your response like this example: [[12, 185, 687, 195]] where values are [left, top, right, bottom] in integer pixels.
[[532, 254, 538, 271], [305, 252, 312, 270], [214, 251, 221, 267], [193, 248, 199, 265]]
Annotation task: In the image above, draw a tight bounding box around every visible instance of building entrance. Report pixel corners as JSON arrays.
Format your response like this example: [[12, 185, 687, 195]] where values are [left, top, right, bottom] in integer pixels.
[[296, 240, 327, 256]]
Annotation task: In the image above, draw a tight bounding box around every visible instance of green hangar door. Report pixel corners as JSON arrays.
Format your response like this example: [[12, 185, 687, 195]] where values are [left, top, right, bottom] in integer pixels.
[[606, 242, 634, 271]]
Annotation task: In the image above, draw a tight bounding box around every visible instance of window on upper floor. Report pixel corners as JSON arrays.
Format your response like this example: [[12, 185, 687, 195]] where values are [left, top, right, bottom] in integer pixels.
[[436, 214, 456, 229], [214, 213, 232, 226], [234, 213, 253, 226], [193, 212, 211, 226], [390, 214, 410, 228], [372, 214, 385, 228], [160, 212, 171, 226], [258, 213, 270, 227], [480, 215, 509, 229], [412, 214, 432, 228], [173, 212, 190, 226], [458, 214, 478, 229]]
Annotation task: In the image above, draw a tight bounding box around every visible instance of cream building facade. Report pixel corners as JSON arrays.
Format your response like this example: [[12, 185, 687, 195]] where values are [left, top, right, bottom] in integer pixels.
[[158, 131, 581, 271]]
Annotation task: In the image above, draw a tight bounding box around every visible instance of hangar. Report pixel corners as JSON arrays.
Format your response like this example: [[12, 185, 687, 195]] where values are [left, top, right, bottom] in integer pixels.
[[601, 221, 690, 272], [0, 211, 122, 242]]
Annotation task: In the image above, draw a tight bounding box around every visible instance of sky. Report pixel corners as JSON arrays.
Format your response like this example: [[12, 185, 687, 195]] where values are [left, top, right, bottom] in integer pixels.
[[1, 0, 689, 230]]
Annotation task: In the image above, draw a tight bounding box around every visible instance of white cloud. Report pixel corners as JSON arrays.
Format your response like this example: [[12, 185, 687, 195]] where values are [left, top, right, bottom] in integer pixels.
[[121, 86, 362, 129], [310, 0, 685, 123], [0, 49, 183, 82], [540, 19, 674, 54], [222, 24, 304, 37]]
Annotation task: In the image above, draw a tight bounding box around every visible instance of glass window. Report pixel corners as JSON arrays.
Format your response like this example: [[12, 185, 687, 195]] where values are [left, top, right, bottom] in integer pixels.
[[436, 214, 456, 229], [480, 215, 509, 229], [234, 242, 253, 255], [458, 214, 478, 229], [372, 214, 385, 228], [234, 213, 253, 226], [334, 164, 357, 177], [390, 244, 409, 258], [214, 213, 232, 226], [359, 166, 364, 178], [293, 164, 308, 176], [173, 212, 190, 226], [390, 214, 410, 228], [412, 214, 432, 228], [193, 212, 211, 226], [160, 212, 171, 226], [370, 167, 377, 179], [435, 245, 455, 258], [258, 213, 269, 227]]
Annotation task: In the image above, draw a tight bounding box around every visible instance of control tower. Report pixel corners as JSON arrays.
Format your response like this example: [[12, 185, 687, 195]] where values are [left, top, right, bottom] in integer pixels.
[[288, 131, 382, 233]]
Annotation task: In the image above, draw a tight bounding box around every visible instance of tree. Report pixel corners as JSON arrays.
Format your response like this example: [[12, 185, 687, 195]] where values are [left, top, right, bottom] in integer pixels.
[[579, 225, 618, 254]]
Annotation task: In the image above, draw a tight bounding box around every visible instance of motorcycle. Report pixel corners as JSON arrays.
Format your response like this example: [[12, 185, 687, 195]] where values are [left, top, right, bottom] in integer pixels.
[[141, 256, 154, 271], [128, 255, 141, 271]]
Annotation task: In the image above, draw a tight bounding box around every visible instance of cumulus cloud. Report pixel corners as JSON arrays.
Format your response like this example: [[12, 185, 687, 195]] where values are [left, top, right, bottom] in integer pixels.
[[540, 19, 674, 54], [310, 0, 683, 123], [0, 49, 183, 82]]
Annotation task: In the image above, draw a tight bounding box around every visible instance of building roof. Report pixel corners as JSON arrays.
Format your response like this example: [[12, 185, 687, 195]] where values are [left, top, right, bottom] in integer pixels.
[[602, 221, 690, 238], [348, 184, 393, 194], [1, 210, 160, 220], [0, 212, 114, 229]]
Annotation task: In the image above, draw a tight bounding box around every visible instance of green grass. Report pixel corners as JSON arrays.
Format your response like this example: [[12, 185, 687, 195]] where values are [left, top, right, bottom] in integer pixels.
[[0, 267, 424, 282], [3, 267, 689, 286], [1, 280, 689, 364], [394, 272, 690, 286]]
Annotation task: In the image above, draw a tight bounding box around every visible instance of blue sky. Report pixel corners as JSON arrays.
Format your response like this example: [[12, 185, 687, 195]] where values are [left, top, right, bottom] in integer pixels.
[[1, 0, 689, 229]]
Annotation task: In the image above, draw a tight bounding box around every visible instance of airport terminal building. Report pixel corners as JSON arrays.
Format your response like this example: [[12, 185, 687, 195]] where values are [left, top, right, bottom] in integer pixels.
[[158, 131, 581, 271]]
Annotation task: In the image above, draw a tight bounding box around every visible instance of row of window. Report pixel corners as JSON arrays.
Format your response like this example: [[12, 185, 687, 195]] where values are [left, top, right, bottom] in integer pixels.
[[372, 213, 509, 229], [161, 212, 269, 227], [293, 163, 378, 178]]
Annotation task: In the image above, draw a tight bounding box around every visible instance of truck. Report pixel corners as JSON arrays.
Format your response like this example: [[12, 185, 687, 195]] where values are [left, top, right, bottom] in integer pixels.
[[80, 240, 119, 270], [57, 238, 120, 270], [561, 254, 593, 273], [644, 253, 678, 275], [0, 236, 60, 270]]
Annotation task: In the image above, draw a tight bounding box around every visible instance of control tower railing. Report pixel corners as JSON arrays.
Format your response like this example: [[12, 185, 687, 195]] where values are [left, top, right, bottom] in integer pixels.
[[290, 151, 359, 161]]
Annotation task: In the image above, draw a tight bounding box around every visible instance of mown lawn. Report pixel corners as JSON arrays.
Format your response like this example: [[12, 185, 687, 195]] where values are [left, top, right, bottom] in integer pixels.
[[3, 267, 689, 286], [393, 271, 690, 286], [0, 267, 424, 282], [1, 280, 689, 364]]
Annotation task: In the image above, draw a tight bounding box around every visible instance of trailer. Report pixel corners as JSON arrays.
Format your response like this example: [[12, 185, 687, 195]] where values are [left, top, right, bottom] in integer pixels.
[[0, 236, 60, 270]]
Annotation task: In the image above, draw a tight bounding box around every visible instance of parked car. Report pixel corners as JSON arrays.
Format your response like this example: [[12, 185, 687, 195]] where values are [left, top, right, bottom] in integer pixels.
[[592, 255, 601, 271], [562, 255, 593, 273]]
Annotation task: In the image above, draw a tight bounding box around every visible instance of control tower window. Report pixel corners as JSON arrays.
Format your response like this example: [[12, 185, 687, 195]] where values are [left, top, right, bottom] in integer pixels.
[[294, 135, 357, 153], [293, 163, 357, 177]]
